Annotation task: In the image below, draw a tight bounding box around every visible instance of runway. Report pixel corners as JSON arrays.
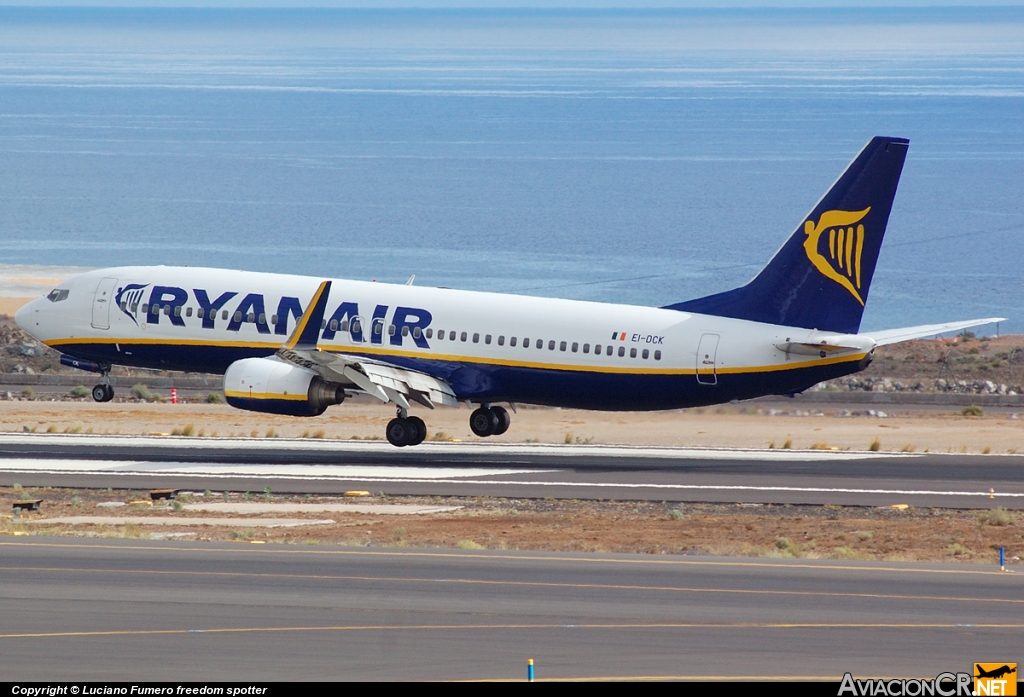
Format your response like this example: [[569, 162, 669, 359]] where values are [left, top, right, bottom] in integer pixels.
[[1, 538, 1019, 681], [1, 434, 1023, 508]]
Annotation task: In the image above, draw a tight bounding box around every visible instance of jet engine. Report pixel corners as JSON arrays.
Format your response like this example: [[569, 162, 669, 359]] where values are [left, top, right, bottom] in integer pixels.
[[223, 356, 345, 416]]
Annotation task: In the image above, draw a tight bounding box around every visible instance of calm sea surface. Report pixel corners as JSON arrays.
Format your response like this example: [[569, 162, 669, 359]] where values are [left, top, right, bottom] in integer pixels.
[[0, 8, 1022, 331]]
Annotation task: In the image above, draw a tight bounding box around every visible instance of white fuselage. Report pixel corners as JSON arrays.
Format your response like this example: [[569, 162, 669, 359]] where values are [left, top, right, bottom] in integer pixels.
[[15, 266, 871, 411]]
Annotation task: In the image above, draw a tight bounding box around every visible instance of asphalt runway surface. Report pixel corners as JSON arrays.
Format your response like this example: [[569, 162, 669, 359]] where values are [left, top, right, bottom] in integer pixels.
[[1, 538, 1020, 681], [1, 434, 1022, 508]]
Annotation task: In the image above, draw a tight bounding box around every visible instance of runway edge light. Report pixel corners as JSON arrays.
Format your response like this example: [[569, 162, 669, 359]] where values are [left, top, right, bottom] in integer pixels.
[[527, 658, 534, 682]]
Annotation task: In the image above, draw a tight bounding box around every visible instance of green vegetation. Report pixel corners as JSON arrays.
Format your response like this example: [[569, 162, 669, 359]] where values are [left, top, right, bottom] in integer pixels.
[[456, 539, 485, 550], [978, 508, 1012, 526], [961, 405, 984, 417], [869, 437, 881, 452], [69, 385, 90, 398], [130, 384, 153, 401], [205, 392, 223, 404]]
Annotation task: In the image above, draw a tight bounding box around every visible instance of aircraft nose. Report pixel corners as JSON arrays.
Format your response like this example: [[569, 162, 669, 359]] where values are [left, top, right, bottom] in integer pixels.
[[14, 297, 42, 333]]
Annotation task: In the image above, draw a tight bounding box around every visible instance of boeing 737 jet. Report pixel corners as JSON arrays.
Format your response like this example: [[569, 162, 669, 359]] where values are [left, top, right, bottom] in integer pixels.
[[15, 136, 1003, 446]]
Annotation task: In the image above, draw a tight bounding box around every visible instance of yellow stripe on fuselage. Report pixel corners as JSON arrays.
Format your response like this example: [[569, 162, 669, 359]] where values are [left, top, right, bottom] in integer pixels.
[[224, 390, 308, 401], [45, 336, 867, 377]]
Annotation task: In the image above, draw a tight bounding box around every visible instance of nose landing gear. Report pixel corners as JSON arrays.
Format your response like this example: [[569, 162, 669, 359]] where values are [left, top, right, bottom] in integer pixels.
[[91, 365, 114, 403]]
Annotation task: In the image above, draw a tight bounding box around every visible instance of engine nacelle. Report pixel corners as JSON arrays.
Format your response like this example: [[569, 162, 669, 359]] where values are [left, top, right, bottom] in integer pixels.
[[223, 357, 345, 416]]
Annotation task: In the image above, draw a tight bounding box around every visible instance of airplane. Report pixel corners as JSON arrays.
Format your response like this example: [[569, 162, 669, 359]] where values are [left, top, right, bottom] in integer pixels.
[[14, 136, 1004, 447]]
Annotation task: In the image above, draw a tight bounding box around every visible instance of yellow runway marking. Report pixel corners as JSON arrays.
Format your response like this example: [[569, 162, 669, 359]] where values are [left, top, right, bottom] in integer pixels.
[[2, 540, 1018, 577], [3, 622, 1023, 641], [4, 566, 1023, 606]]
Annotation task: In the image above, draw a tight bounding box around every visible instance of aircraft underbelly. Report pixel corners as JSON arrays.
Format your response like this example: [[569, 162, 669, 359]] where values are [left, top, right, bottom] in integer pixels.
[[54, 341, 866, 411]]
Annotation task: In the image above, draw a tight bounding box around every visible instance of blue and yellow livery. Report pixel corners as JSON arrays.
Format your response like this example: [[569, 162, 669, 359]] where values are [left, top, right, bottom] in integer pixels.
[[15, 137, 1004, 446]]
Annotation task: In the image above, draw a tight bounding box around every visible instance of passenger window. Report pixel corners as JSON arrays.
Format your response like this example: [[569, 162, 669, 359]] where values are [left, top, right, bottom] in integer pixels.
[[425, 328, 433, 339], [141, 303, 149, 314], [165, 306, 172, 316], [132, 302, 139, 313], [197, 307, 204, 319], [186, 307, 193, 318], [523, 338, 530, 348], [330, 319, 338, 332], [538, 339, 544, 350], [174, 306, 182, 317], [485, 334, 491, 345], [642, 349, 649, 359], [606, 346, 614, 356], [618, 346, 625, 357], [498, 336, 505, 346], [246, 312, 255, 323], [510, 337, 517, 347], [461, 331, 468, 342], [341, 320, 349, 332], [413, 327, 421, 339], [402, 326, 409, 337], [472, 333, 479, 343], [321, 320, 326, 329], [559, 341, 566, 351], [571, 342, 578, 353], [374, 323, 382, 336], [258, 313, 266, 325], [630, 348, 637, 358], [270, 314, 277, 325], [119, 301, 127, 311], [233, 311, 242, 322], [221, 310, 228, 320], [654, 350, 662, 361], [592, 344, 599, 355], [388, 324, 396, 336], [351, 320, 361, 333]]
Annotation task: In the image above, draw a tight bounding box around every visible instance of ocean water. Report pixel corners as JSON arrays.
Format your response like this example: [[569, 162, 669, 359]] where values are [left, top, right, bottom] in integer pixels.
[[0, 8, 1022, 332]]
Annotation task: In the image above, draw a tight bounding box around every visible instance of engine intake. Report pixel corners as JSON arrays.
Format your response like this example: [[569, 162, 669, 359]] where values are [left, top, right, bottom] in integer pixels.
[[223, 357, 344, 416]]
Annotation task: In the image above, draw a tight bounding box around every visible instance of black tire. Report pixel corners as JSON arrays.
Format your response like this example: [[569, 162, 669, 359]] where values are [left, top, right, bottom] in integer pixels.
[[490, 406, 511, 436], [407, 416, 427, 446], [386, 417, 410, 447], [92, 385, 107, 402], [469, 407, 497, 437], [103, 385, 115, 402]]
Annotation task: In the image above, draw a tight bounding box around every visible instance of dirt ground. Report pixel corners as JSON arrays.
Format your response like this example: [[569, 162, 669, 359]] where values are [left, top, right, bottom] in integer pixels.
[[1, 399, 1022, 453], [2, 487, 1020, 566]]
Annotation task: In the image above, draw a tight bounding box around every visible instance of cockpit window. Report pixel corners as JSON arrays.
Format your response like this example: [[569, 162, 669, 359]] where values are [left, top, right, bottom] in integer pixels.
[[46, 289, 69, 303]]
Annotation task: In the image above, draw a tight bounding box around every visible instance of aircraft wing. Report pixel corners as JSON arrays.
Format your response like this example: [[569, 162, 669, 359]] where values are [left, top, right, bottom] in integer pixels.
[[861, 318, 1006, 347], [274, 279, 458, 410], [277, 347, 459, 410]]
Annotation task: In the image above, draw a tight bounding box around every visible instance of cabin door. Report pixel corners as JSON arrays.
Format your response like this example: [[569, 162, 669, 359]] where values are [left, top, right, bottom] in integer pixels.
[[91, 277, 118, 330], [696, 333, 720, 385]]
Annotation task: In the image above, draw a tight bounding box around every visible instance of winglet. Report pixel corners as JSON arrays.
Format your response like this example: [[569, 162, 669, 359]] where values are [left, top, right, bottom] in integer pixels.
[[283, 281, 331, 350]]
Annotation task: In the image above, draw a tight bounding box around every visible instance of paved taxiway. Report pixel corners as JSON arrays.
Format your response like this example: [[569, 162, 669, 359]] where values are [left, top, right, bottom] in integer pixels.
[[1, 538, 1020, 681], [1, 434, 1022, 508]]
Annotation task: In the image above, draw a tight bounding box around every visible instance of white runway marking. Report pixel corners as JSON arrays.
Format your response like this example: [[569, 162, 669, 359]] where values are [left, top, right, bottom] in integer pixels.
[[0, 459, 544, 480], [0, 459, 1019, 501], [0, 433, 910, 461]]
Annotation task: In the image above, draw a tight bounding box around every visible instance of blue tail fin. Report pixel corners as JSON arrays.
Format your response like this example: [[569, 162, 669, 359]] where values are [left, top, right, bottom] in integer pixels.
[[665, 136, 909, 334]]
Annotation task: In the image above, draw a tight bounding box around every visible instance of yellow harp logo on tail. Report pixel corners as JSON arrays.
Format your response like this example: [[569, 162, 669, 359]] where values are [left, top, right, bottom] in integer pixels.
[[803, 207, 871, 305]]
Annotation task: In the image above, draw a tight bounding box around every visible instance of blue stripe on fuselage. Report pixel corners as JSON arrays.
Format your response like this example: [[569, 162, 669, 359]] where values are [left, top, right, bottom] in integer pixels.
[[53, 341, 869, 411]]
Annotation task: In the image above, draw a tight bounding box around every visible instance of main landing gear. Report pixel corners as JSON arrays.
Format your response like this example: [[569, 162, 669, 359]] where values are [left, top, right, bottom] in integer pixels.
[[386, 408, 427, 448], [91, 366, 114, 403], [383, 404, 513, 447], [470, 405, 511, 438]]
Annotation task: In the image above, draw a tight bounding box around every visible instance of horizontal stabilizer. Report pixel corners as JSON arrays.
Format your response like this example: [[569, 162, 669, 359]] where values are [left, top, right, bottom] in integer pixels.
[[862, 318, 1006, 347]]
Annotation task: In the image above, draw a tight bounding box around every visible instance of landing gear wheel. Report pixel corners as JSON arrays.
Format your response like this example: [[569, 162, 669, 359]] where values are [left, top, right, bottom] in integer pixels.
[[92, 384, 114, 403], [470, 407, 498, 437], [489, 406, 511, 436], [407, 416, 427, 446], [386, 417, 411, 447]]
